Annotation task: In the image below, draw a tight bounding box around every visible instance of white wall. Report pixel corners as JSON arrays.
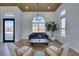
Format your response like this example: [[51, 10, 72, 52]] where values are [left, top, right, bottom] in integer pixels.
[[21, 12, 56, 39], [56, 3, 79, 52], [0, 7, 56, 41], [0, 9, 1, 42], [0, 6, 22, 42]]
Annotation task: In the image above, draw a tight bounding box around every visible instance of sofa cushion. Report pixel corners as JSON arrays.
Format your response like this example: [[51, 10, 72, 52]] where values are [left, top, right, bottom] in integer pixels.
[[22, 48, 33, 56], [48, 45, 58, 54], [46, 48, 57, 56]]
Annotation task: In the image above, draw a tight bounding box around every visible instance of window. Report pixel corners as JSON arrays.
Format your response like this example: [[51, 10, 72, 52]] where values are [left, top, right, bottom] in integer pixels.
[[32, 16, 45, 33], [60, 9, 65, 17], [60, 9, 66, 37]]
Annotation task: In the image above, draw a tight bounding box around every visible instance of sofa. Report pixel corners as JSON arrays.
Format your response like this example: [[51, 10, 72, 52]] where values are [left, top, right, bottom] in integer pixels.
[[29, 33, 49, 43], [7, 43, 33, 56], [46, 43, 69, 56]]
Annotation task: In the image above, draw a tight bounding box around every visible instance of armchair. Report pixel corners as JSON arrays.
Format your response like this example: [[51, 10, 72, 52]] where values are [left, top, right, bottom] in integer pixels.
[[46, 43, 69, 56], [7, 43, 33, 56]]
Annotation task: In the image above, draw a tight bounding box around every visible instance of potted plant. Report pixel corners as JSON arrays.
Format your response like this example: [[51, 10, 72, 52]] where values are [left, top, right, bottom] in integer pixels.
[[45, 21, 58, 40]]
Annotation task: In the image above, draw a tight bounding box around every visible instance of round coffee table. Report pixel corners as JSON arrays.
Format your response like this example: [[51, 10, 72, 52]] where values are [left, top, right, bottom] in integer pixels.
[[34, 51, 45, 56]]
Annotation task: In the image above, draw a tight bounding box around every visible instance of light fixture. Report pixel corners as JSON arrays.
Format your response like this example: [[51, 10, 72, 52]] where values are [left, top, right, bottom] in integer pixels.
[[47, 6, 50, 9], [5, 14, 14, 17], [25, 6, 29, 9]]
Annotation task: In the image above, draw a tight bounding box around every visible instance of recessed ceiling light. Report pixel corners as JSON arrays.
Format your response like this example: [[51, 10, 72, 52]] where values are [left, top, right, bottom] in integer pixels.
[[47, 6, 50, 9], [25, 6, 29, 9]]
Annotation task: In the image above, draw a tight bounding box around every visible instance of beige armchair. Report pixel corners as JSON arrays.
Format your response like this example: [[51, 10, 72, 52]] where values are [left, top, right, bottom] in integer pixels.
[[46, 43, 69, 56], [7, 43, 33, 56]]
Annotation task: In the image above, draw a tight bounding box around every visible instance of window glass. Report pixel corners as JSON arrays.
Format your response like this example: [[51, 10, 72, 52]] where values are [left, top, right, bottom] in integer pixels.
[[32, 16, 45, 32], [60, 9, 66, 37], [61, 17, 65, 28], [60, 9, 65, 17]]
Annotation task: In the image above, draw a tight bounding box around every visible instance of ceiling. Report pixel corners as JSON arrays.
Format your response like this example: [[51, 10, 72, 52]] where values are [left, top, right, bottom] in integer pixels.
[[0, 3, 61, 12]]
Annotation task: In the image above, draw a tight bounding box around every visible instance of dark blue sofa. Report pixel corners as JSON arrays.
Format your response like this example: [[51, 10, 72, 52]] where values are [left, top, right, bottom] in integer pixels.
[[29, 33, 49, 40]]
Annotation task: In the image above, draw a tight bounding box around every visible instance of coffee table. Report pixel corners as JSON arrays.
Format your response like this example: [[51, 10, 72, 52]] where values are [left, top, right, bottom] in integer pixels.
[[34, 51, 45, 56]]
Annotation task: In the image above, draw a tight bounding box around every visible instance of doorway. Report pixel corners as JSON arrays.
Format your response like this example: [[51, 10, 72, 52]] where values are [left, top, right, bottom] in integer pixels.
[[3, 18, 15, 42]]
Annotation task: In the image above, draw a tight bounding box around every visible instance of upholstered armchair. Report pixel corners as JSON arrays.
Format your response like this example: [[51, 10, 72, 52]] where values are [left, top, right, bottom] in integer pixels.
[[7, 43, 33, 56], [46, 43, 69, 56]]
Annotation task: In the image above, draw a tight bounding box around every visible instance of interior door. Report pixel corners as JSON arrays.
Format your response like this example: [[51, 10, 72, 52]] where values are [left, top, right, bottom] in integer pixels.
[[3, 18, 15, 42]]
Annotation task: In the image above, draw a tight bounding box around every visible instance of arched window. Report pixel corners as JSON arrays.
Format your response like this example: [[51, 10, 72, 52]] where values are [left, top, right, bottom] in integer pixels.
[[32, 16, 45, 33]]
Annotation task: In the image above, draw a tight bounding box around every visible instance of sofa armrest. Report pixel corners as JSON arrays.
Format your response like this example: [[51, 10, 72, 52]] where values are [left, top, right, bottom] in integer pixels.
[[22, 48, 33, 56], [48, 45, 58, 53], [46, 48, 57, 56]]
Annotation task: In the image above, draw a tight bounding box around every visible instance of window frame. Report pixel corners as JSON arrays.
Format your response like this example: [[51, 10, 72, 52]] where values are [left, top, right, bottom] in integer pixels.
[[3, 18, 15, 42]]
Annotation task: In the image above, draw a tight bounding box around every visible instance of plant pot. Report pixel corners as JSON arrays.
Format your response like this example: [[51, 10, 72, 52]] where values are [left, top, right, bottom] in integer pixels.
[[50, 36, 55, 41]]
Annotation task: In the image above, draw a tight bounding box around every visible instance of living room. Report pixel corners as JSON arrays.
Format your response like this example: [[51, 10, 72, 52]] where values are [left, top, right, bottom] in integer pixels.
[[0, 3, 79, 56]]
